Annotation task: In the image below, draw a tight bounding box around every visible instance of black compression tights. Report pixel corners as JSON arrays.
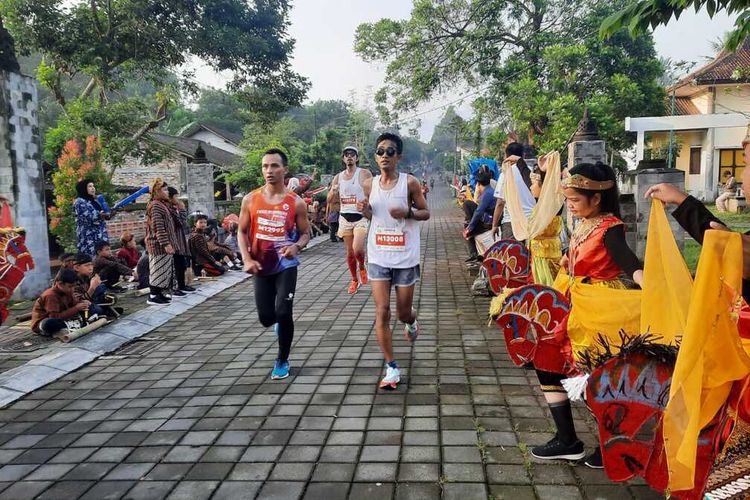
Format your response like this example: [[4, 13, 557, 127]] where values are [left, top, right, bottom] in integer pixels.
[[254, 267, 298, 361]]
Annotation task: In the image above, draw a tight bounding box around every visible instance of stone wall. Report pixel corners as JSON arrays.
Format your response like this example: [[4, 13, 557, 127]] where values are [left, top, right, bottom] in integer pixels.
[[183, 162, 216, 218], [111, 154, 183, 201], [0, 70, 51, 298]]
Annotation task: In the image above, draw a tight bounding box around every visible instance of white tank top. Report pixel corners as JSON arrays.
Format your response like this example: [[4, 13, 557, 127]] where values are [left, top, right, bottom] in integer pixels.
[[367, 173, 420, 268], [339, 168, 365, 215]]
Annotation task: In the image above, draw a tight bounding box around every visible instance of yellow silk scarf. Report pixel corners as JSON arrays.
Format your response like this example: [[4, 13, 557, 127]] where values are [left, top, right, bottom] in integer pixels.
[[664, 229, 750, 492], [504, 151, 565, 241]]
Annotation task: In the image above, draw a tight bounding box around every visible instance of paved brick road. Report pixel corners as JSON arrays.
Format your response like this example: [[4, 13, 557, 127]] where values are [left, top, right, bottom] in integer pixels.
[[0, 187, 660, 499]]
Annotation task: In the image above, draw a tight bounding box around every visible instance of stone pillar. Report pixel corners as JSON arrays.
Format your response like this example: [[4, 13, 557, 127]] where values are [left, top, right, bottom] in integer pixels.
[[566, 109, 608, 232], [184, 146, 216, 218], [633, 162, 685, 257], [0, 70, 51, 297]]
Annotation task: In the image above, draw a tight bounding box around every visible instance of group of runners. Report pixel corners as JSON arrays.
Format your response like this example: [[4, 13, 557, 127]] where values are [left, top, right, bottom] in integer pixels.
[[237, 132, 429, 387]]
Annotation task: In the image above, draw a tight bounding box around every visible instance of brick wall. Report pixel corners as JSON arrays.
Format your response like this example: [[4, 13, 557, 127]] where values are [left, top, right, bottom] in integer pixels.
[[107, 209, 147, 245]]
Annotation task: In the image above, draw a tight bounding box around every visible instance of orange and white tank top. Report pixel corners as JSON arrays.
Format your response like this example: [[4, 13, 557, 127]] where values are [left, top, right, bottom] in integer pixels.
[[247, 189, 300, 276], [367, 173, 420, 268], [339, 168, 366, 215]]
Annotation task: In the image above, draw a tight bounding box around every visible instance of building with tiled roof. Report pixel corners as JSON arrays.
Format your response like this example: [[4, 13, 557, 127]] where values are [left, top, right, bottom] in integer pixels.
[[626, 38, 750, 201]]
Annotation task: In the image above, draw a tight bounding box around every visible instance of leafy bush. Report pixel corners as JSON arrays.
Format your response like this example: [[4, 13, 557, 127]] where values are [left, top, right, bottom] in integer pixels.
[[48, 136, 113, 251]]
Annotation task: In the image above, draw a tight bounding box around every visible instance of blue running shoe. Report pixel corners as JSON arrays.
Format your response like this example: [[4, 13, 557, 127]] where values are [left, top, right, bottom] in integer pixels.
[[274, 323, 279, 337], [271, 359, 290, 380]]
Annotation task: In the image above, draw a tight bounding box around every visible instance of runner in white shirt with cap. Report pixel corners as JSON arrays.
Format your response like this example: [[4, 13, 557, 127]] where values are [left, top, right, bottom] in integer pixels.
[[359, 132, 430, 389], [328, 146, 373, 294]]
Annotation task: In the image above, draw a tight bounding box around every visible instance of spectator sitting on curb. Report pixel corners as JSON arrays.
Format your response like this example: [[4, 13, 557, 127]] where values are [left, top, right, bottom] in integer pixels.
[[31, 269, 91, 337], [189, 214, 227, 276], [116, 232, 140, 268], [223, 222, 243, 263], [58, 253, 75, 270], [205, 219, 241, 269], [93, 240, 134, 292], [73, 253, 120, 318]]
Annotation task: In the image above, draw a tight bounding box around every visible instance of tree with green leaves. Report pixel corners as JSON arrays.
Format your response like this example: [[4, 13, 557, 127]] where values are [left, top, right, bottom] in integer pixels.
[[1, 0, 309, 169], [600, 0, 750, 51], [355, 0, 666, 158]]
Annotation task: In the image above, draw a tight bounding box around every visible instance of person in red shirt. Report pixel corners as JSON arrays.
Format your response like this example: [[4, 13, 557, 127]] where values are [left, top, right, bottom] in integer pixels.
[[116, 232, 140, 268]]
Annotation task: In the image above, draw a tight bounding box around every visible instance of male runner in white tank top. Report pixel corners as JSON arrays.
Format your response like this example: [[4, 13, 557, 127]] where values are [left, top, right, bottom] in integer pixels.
[[328, 146, 373, 294], [359, 132, 430, 389]]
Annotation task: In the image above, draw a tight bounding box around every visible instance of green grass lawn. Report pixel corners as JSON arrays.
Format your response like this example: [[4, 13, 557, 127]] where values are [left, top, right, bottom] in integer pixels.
[[679, 205, 748, 272]]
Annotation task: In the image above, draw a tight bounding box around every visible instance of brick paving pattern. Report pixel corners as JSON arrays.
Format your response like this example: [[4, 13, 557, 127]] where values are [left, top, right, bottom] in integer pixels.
[[0, 187, 662, 499]]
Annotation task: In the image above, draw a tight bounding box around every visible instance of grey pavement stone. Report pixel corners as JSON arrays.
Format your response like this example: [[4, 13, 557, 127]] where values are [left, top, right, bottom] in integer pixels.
[[304, 482, 348, 500], [0, 481, 54, 499], [443, 462, 485, 482], [348, 482, 394, 500], [211, 481, 262, 500], [0, 193, 601, 500], [395, 483, 441, 500], [398, 462, 440, 482], [354, 462, 397, 482], [441, 483, 487, 500], [124, 480, 176, 500], [257, 481, 305, 500], [166, 480, 219, 500], [534, 485, 584, 500]]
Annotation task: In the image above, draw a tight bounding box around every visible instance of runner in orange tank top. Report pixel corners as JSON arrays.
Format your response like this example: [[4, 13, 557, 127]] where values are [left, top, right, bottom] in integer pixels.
[[238, 148, 310, 381]]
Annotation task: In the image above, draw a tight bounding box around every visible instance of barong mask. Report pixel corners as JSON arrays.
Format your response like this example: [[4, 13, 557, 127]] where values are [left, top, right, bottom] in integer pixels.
[[586, 350, 674, 486], [482, 240, 530, 294], [496, 284, 571, 374]]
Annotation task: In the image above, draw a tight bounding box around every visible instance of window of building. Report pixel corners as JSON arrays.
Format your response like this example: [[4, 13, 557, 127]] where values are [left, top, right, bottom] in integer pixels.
[[719, 149, 745, 184], [689, 147, 701, 175]]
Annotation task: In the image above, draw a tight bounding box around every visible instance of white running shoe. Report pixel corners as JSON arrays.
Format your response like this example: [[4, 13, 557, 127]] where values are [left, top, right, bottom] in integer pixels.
[[379, 365, 400, 390]]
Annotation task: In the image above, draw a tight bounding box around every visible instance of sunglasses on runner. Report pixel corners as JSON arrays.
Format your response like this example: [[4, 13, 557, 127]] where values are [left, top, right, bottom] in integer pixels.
[[343, 150, 357, 157], [375, 147, 397, 157]]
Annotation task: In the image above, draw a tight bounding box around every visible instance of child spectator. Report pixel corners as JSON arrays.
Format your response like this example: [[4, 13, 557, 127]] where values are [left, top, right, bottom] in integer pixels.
[[93, 240, 134, 291], [58, 253, 75, 270], [116, 232, 140, 268], [31, 269, 90, 336], [205, 219, 240, 268], [189, 214, 227, 276]]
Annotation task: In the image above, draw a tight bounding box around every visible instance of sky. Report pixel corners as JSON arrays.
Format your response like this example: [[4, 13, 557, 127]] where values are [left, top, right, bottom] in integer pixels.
[[197, 2, 738, 142]]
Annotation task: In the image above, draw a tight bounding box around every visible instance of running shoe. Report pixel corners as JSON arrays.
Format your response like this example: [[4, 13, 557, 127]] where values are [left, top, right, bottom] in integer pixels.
[[530, 436, 586, 461], [379, 365, 400, 390], [179, 285, 197, 293], [347, 280, 360, 294], [271, 359, 290, 380], [404, 310, 420, 342], [171, 289, 187, 297], [359, 267, 368, 285]]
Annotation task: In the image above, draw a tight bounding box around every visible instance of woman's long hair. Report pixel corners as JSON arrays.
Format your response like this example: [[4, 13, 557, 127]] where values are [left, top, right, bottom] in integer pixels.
[[567, 162, 621, 219], [75, 178, 102, 211]]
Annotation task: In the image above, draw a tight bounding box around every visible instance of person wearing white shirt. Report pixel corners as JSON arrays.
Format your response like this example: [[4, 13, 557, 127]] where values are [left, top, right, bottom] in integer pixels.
[[491, 142, 535, 240]]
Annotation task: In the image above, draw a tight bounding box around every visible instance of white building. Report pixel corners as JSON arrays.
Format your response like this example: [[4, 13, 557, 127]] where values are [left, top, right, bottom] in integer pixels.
[[625, 39, 750, 201]]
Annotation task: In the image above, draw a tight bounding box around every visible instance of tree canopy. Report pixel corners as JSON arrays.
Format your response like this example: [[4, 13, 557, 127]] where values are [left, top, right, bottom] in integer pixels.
[[1, 0, 309, 168], [355, 0, 667, 158], [600, 0, 750, 51]]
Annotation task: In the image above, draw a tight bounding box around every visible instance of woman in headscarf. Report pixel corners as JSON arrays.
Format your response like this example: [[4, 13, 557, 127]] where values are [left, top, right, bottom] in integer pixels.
[[74, 179, 109, 256]]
